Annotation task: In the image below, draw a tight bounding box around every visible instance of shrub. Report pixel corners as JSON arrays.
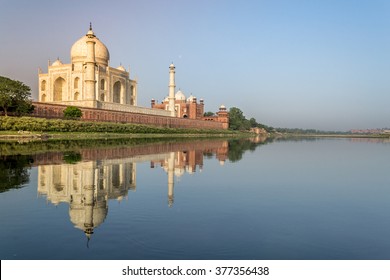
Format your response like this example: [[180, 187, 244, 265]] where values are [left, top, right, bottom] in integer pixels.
[[63, 106, 82, 120]]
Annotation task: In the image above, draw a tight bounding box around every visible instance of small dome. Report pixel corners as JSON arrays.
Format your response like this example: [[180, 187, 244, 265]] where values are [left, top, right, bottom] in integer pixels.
[[219, 104, 226, 110], [169, 63, 175, 69], [163, 96, 169, 102], [185, 166, 195, 174], [187, 94, 197, 102], [174, 167, 185, 177], [175, 90, 186, 101], [71, 28, 110, 66], [117, 65, 126, 71], [52, 59, 63, 66]]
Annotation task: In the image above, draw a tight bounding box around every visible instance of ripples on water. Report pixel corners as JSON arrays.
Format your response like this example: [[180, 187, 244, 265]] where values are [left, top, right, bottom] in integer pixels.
[[0, 137, 389, 259]]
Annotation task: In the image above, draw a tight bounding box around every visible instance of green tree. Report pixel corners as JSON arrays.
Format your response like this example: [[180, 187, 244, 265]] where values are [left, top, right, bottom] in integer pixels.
[[0, 76, 33, 116], [63, 106, 82, 119], [249, 117, 258, 128], [229, 107, 250, 130]]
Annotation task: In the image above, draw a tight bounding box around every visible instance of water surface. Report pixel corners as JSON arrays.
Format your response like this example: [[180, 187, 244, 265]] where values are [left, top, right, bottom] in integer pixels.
[[0, 137, 389, 259]]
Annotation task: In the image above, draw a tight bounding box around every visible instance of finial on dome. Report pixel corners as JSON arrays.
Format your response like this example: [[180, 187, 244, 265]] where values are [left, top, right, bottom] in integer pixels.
[[86, 22, 96, 38]]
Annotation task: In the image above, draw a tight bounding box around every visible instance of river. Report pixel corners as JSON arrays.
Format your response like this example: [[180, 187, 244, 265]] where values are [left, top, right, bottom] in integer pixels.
[[0, 136, 389, 259]]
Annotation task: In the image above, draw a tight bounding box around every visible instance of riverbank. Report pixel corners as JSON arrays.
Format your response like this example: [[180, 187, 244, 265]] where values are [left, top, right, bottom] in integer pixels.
[[0, 130, 243, 141], [0, 116, 244, 141]]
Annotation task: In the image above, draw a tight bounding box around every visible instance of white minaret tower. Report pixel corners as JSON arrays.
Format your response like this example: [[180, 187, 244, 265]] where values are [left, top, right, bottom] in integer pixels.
[[168, 63, 176, 117], [85, 23, 96, 101]]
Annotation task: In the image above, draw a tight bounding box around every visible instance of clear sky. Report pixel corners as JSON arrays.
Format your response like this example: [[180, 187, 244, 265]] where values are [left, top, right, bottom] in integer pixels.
[[1, 0, 389, 131]]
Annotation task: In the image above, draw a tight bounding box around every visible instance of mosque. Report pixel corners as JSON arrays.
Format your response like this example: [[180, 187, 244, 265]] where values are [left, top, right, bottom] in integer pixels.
[[37, 25, 229, 128]]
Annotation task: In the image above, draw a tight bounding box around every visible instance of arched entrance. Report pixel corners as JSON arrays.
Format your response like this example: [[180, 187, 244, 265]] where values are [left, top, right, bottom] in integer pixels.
[[54, 77, 66, 101], [74, 77, 80, 89], [113, 81, 121, 103], [41, 80, 46, 91]]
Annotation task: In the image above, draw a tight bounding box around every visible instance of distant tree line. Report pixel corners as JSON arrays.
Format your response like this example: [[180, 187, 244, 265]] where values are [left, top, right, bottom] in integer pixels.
[[227, 107, 351, 134], [275, 128, 347, 134]]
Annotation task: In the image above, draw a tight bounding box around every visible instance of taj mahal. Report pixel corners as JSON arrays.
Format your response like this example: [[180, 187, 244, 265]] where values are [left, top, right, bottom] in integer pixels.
[[37, 24, 229, 128]]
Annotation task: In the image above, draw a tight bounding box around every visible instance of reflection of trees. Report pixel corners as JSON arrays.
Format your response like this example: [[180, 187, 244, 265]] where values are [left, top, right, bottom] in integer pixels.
[[0, 137, 213, 156], [63, 151, 82, 164], [227, 138, 269, 162], [0, 155, 33, 193]]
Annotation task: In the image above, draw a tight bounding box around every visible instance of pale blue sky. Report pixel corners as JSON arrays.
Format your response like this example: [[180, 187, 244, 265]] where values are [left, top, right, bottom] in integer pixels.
[[1, 0, 389, 130]]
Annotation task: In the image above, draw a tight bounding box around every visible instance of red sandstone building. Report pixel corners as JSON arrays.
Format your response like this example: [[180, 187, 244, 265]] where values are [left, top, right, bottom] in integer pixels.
[[151, 89, 229, 129]]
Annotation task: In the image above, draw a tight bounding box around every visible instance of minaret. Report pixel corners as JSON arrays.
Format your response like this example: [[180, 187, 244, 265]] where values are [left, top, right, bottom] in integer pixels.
[[168, 63, 176, 117], [85, 23, 96, 101]]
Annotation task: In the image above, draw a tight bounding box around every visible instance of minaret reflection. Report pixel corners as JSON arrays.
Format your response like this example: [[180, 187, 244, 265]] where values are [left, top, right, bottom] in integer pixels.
[[38, 160, 136, 240], [167, 152, 175, 207], [151, 141, 229, 207]]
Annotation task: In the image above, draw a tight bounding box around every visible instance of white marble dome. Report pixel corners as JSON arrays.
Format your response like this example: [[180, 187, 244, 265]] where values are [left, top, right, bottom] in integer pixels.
[[187, 94, 196, 102], [175, 90, 186, 101], [71, 29, 110, 66], [69, 203, 108, 232]]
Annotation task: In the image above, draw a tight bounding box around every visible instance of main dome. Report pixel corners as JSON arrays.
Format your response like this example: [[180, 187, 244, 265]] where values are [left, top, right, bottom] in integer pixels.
[[70, 29, 110, 66]]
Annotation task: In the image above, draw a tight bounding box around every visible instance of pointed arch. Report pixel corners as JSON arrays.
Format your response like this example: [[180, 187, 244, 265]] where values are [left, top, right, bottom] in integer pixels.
[[54, 77, 66, 101], [41, 80, 46, 91], [113, 81, 121, 103], [74, 77, 80, 89]]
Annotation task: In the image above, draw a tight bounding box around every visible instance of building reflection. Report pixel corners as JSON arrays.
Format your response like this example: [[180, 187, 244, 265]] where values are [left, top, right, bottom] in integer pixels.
[[36, 138, 265, 239], [150, 141, 229, 206], [38, 160, 136, 240]]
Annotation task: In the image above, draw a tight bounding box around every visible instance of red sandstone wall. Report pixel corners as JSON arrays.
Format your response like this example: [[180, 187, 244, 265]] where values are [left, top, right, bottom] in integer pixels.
[[32, 102, 227, 130], [31, 139, 229, 166]]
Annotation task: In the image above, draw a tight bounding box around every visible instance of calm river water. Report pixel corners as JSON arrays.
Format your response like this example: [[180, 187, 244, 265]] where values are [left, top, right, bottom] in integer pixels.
[[0, 137, 389, 260]]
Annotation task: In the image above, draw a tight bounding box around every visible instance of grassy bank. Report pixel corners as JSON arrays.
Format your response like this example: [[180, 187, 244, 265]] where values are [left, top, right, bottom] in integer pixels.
[[0, 116, 240, 140]]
